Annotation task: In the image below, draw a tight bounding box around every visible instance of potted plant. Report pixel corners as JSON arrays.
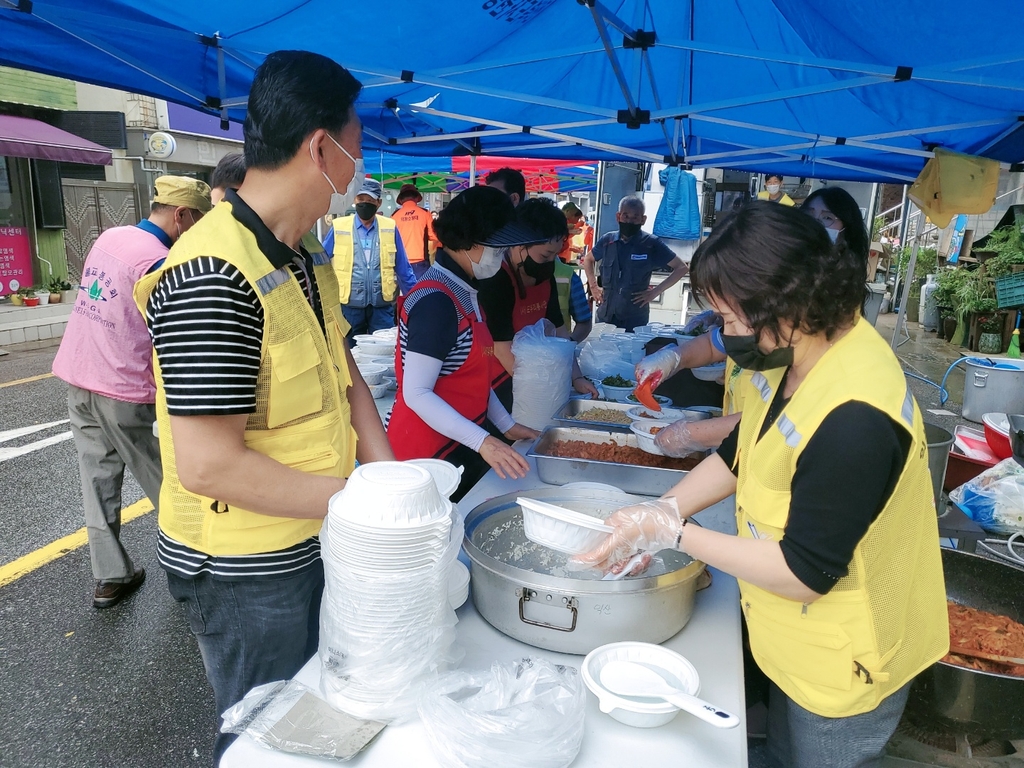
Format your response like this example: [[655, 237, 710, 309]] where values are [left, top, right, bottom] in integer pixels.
[[951, 268, 996, 347], [9, 289, 24, 306], [976, 313, 1006, 353], [982, 224, 1024, 278], [47, 277, 69, 304], [23, 286, 40, 307]]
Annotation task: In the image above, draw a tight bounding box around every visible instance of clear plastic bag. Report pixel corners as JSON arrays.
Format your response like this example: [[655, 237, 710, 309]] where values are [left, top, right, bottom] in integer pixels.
[[578, 338, 634, 381], [318, 513, 466, 721], [950, 458, 1024, 534], [418, 658, 586, 768], [220, 680, 387, 761], [511, 319, 576, 430]]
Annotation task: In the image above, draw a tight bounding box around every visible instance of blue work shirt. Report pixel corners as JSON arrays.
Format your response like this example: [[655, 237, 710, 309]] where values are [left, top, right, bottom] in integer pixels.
[[591, 229, 676, 331], [322, 216, 417, 303]]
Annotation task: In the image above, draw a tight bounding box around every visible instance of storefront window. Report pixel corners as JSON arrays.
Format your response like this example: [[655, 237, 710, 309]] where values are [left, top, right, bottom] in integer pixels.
[[0, 156, 29, 228]]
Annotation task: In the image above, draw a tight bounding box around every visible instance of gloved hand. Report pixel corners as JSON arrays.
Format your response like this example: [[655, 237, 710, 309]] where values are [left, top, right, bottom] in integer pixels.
[[634, 344, 681, 391], [654, 419, 719, 457], [572, 498, 683, 572], [680, 309, 722, 336]]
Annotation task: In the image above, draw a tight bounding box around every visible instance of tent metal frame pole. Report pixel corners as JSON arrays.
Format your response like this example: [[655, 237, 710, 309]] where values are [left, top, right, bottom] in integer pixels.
[[851, 119, 1009, 142], [705, 146, 920, 182], [469, 156, 476, 187], [977, 121, 1024, 153], [650, 75, 889, 120], [587, 3, 640, 116], [891, 235, 920, 352]]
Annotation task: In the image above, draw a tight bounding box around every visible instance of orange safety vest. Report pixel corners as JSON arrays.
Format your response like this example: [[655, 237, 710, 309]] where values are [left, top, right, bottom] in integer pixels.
[[391, 201, 437, 264]]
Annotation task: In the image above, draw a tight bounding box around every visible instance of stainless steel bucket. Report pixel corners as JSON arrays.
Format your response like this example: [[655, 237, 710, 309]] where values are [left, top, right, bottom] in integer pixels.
[[962, 357, 1024, 423], [924, 423, 952, 505], [463, 488, 706, 656]]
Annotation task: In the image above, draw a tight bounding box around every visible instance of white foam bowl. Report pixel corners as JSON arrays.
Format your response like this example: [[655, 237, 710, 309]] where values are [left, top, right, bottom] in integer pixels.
[[601, 382, 635, 402], [370, 356, 396, 377], [518, 496, 613, 555], [626, 392, 672, 407], [626, 405, 703, 423], [630, 419, 666, 456], [331, 462, 449, 527], [357, 341, 395, 357], [692, 362, 727, 382], [448, 560, 470, 609], [372, 328, 398, 340], [582, 641, 701, 728], [356, 363, 388, 385], [407, 459, 463, 499], [368, 382, 389, 399]]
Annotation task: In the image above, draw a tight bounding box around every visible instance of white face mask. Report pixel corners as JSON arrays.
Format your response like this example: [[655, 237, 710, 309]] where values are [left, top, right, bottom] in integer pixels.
[[310, 133, 364, 216], [827, 227, 843, 243], [766, 184, 781, 195], [471, 245, 505, 280]]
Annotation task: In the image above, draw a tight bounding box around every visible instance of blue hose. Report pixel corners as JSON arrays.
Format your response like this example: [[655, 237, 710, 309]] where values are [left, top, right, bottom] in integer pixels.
[[904, 371, 950, 404]]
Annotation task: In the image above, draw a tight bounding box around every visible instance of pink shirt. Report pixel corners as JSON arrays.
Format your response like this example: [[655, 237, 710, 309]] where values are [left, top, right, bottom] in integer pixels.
[[52, 224, 169, 403]]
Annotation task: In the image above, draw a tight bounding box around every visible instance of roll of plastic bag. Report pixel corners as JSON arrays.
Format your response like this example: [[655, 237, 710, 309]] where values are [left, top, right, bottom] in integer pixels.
[[418, 657, 586, 768], [511, 320, 575, 430]]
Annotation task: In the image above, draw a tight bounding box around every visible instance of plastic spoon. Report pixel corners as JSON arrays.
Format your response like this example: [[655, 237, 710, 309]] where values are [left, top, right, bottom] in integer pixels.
[[599, 660, 740, 729], [633, 377, 662, 411]]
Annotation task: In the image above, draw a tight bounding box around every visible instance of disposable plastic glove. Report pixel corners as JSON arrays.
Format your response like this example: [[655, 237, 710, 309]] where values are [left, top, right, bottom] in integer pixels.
[[654, 419, 719, 457], [572, 498, 683, 573], [680, 309, 722, 336], [634, 344, 682, 392]]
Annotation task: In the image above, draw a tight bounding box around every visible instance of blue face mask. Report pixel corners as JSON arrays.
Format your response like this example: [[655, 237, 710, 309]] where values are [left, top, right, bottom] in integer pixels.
[[827, 228, 843, 244]]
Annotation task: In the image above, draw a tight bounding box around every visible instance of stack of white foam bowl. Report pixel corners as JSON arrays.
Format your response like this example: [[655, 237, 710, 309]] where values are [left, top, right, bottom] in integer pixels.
[[319, 462, 463, 720]]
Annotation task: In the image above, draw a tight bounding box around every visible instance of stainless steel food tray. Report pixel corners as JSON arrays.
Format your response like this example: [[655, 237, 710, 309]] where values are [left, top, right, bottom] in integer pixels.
[[551, 399, 636, 431], [527, 426, 691, 496]]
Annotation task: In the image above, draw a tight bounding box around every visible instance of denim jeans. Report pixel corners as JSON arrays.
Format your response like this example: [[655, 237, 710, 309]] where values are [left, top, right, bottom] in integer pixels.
[[166, 563, 324, 766], [342, 304, 395, 339], [767, 680, 911, 768]]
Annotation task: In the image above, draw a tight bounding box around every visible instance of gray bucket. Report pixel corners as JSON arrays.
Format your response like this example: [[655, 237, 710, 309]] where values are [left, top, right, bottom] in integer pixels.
[[924, 423, 953, 506]]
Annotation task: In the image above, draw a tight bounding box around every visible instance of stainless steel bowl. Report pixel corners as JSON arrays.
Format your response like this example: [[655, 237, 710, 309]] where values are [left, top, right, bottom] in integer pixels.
[[463, 487, 706, 656]]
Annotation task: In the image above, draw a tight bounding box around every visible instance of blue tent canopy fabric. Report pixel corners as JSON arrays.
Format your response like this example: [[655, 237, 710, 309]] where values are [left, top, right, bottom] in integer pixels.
[[2, 0, 1022, 182]]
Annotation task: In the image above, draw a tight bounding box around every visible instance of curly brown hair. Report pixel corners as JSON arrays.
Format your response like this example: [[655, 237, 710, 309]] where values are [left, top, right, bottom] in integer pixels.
[[689, 201, 866, 342]]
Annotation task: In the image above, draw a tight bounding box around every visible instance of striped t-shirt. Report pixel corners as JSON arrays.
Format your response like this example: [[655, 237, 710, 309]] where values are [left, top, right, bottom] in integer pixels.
[[146, 253, 322, 580]]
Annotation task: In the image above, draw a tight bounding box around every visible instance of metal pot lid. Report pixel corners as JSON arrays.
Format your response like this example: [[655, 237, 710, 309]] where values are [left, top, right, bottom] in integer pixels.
[[464, 487, 701, 587]]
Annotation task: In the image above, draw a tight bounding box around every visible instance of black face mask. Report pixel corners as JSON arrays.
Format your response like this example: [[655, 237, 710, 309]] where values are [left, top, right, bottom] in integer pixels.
[[355, 202, 378, 221], [618, 221, 642, 239], [721, 333, 794, 371], [521, 253, 555, 281]]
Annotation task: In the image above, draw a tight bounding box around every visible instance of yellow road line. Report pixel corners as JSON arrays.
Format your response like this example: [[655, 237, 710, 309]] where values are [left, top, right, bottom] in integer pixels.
[[0, 372, 54, 389], [0, 497, 154, 588]]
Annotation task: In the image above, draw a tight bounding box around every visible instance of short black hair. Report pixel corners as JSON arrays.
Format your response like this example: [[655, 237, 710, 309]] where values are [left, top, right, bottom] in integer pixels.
[[433, 185, 516, 251], [801, 187, 870, 266], [244, 50, 362, 171], [210, 152, 247, 190], [689, 201, 866, 343], [517, 197, 568, 240], [765, 173, 784, 183], [561, 201, 582, 218], [485, 167, 526, 201]]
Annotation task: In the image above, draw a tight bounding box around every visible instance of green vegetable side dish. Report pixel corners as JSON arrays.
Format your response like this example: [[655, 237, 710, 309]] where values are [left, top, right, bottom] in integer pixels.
[[602, 374, 635, 388]]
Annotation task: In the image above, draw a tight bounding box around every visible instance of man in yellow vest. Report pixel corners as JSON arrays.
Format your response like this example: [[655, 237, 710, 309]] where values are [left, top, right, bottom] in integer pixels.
[[134, 50, 394, 764], [324, 177, 416, 339]]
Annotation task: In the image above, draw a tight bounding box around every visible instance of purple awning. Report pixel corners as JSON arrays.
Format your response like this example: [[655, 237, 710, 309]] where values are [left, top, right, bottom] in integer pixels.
[[0, 115, 112, 165]]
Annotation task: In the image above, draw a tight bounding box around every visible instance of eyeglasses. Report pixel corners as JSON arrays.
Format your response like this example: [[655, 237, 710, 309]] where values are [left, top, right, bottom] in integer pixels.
[[815, 211, 839, 228]]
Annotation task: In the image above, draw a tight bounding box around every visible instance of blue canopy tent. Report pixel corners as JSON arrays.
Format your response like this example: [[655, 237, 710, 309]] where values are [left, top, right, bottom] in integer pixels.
[[1, 0, 1022, 182]]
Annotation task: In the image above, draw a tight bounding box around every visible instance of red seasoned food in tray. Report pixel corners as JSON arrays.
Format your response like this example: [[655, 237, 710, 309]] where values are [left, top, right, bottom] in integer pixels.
[[545, 439, 703, 471], [943, 600, 1024, 677]]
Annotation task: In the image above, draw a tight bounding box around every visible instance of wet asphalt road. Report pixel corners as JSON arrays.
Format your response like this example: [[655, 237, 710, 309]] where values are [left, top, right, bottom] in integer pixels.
[[0, 343, 216, 768]]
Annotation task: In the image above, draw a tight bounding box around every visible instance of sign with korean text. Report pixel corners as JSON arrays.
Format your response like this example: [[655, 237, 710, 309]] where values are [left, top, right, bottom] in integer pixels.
[[0, 227, 32, 295]]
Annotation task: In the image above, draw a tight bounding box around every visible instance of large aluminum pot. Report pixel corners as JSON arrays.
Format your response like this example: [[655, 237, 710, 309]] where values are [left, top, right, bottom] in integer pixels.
[[962, 357, 1024, 423], [906, 548, 1024, 739], [463, 487, 706, 656]]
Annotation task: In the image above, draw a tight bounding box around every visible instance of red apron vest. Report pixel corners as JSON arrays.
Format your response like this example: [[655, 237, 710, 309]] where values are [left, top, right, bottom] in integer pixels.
[[491, 259, 552, 390], [388, 278, 496, 460]]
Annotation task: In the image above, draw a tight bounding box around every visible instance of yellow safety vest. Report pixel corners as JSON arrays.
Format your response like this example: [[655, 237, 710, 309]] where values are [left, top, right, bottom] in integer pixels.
[[333, 214, 398, 304], [721, 356, 750, 416], [134, 203, 357, 556], [553, 259, 575, 328], [756, 190, 796, 206], [734, 317, 948, 717]]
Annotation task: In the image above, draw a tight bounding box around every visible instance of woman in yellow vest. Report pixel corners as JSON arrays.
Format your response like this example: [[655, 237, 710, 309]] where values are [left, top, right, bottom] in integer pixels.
[[578, 202, 948, 768]]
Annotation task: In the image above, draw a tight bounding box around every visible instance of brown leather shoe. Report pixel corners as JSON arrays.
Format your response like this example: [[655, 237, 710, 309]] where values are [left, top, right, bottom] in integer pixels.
[[93, 567, 146, 609]]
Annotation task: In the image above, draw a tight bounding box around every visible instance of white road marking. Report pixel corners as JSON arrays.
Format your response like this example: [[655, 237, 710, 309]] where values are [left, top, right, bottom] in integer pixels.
[[0, 431, 74, 463], [0, 419, 70, 445]]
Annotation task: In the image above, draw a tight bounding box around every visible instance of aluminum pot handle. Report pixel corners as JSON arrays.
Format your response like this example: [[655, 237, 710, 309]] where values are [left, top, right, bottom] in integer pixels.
[[516, 588, 579, 633], [973, 371, 988, 388]]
